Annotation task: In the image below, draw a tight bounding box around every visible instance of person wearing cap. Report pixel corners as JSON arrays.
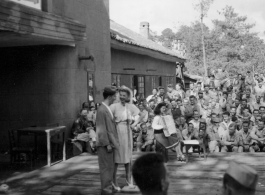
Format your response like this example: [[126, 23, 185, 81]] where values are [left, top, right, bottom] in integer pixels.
[[206, 117, 221, 153], [96, 86, 120, 194], [132, 153, 170, 195], [221, 123, 240, 152], [238, 121, 255, 152], [185, 82, 198, 98], [222, 161, 258, 195], [166, 84, 179, 101]]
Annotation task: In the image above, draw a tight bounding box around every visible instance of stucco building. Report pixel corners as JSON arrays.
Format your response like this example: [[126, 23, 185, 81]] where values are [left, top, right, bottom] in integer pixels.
[[110, 20, 186, 98], [0, 0, 111, 151]]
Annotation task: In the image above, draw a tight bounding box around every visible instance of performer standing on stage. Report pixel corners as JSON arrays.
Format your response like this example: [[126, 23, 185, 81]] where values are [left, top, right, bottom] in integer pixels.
[[110, 86, 140, 188], [96, 86, 119, 194]]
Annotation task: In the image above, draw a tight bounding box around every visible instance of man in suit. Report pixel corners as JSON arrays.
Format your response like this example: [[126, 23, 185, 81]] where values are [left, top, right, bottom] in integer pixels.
[[96, 86, 119, 195]]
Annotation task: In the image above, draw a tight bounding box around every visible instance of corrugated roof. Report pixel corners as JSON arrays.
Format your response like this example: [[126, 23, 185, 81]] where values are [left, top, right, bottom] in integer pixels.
[[184, 73, 203, 81], [110, 20, 185, 60]]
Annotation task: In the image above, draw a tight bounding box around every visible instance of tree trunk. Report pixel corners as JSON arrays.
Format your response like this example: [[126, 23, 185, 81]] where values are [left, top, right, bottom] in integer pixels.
[[200, 3, 207, 77]]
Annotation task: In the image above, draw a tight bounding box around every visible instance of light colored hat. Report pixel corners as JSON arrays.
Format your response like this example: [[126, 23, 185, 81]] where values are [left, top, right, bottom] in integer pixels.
[[226, 162, 258, 190]]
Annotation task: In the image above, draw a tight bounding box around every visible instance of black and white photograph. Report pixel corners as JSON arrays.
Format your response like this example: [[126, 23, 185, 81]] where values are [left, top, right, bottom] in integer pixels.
[[0, 0, 264, 194]]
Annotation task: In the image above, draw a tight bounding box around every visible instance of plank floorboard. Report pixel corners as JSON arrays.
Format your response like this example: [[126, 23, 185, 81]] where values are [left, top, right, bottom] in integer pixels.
[[41, 152, 265, 195]]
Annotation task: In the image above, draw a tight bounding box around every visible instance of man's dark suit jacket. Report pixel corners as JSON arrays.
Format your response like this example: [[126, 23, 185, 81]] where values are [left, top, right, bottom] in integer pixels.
[[96, 104, 119, 149]]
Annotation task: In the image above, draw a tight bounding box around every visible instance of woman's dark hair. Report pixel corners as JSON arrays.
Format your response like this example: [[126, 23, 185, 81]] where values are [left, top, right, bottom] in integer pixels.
[[154, 102, 166, 115]]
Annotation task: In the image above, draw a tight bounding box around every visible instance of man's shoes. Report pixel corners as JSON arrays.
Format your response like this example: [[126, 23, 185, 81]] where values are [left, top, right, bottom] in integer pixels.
[[101, 186, 113, 195], [111, 183, 121, 192]]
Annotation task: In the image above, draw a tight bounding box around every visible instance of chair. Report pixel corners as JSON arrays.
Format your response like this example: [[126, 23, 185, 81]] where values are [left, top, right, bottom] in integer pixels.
[[8, 129, 35, 169]]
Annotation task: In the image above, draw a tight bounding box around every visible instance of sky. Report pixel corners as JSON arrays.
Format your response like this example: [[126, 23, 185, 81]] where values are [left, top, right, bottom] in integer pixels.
[[110, 0, 265, 39]]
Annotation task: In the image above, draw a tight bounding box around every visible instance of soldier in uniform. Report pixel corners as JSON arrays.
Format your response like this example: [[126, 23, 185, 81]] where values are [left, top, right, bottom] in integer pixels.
[[238, 121, 255, 152], [206, 118, 221, 153], [250, 120, 265, 152], [221, 123, 240, 152], [222, 162, 258, 195]]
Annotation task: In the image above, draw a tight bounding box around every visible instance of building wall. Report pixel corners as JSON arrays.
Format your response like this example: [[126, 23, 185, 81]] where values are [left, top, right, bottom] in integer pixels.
[[111, 49, 176, 97], [0, 0, 110, 151]]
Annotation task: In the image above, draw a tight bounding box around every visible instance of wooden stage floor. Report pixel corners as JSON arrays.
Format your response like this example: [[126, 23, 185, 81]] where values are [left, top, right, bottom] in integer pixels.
[[4, 152, 265, 195]]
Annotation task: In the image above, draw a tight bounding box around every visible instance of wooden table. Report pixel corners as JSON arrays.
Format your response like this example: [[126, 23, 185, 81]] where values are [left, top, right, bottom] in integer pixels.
[[16, 126, 66, 166], [183, 140, 206, 162]]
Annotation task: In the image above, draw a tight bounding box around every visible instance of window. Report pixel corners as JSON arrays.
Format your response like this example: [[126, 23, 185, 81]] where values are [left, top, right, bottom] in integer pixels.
[[158, 76, 162, 87], [88, 73, 94, 102], [10, 0, 42, 10], [138, 76, 145, 99], [151, 76, 156, 89], [112, 74, 121, 87], [166, 77, 174, 86]]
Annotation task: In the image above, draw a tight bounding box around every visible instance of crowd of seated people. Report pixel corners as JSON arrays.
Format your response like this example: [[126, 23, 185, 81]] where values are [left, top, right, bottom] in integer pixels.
[[129, 70, 265, 162], [70, 70, 265, 161], [70, 102, 98, 155]]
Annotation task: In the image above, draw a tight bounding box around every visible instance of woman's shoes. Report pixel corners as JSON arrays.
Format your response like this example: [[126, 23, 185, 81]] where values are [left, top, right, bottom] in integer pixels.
[[177, 155, 186, 162], [126, 179, 135, 188], [111, 183, 121, 192]]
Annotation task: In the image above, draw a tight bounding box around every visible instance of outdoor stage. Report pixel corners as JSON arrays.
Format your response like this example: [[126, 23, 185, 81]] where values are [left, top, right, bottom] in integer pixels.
[[3, 152, 265, 195]]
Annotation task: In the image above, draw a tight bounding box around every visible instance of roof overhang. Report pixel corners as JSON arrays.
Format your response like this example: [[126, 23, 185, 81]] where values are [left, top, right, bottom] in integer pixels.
[[111, 39, 186, 63], [0, 0, 86, 47]]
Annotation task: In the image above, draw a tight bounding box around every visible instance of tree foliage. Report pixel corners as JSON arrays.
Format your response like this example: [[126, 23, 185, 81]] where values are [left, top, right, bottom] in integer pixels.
[[153, 6, 265, 75]]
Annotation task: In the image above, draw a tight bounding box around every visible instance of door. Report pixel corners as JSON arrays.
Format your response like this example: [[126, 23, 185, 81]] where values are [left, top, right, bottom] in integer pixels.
[[145, 76, 152, 97], [112, 74, 121, 87], [138, 76, 145, 99], [121, 74, 132, 88]]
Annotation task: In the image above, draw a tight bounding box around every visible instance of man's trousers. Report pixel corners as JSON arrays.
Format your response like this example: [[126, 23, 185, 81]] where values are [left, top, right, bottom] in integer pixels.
[[98, 146, 114, 190]]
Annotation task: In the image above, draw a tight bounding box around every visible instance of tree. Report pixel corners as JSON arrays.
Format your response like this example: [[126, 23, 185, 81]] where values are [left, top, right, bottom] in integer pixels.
[[153, 5, 265, 76], [195, 0, 214, 76]]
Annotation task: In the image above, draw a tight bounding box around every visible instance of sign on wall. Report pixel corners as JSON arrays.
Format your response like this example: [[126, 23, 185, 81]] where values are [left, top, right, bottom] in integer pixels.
[[9, 0, 42, 10]]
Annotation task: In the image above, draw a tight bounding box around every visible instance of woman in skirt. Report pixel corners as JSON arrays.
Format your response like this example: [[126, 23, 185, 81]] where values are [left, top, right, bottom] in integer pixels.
[[152, 102, 185, 162]]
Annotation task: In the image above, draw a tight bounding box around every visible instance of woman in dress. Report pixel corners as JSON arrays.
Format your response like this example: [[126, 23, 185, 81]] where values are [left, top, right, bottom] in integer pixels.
[[110, 86, 140, 189], [152, 102, 185, 162]]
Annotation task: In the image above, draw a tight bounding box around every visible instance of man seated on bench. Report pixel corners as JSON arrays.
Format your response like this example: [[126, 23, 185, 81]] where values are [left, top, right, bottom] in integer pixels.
[[136, 122, 155, 152], [71, 109, 96, 155], [182, 123, 199, 153], [221, 123, 240, 152]]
